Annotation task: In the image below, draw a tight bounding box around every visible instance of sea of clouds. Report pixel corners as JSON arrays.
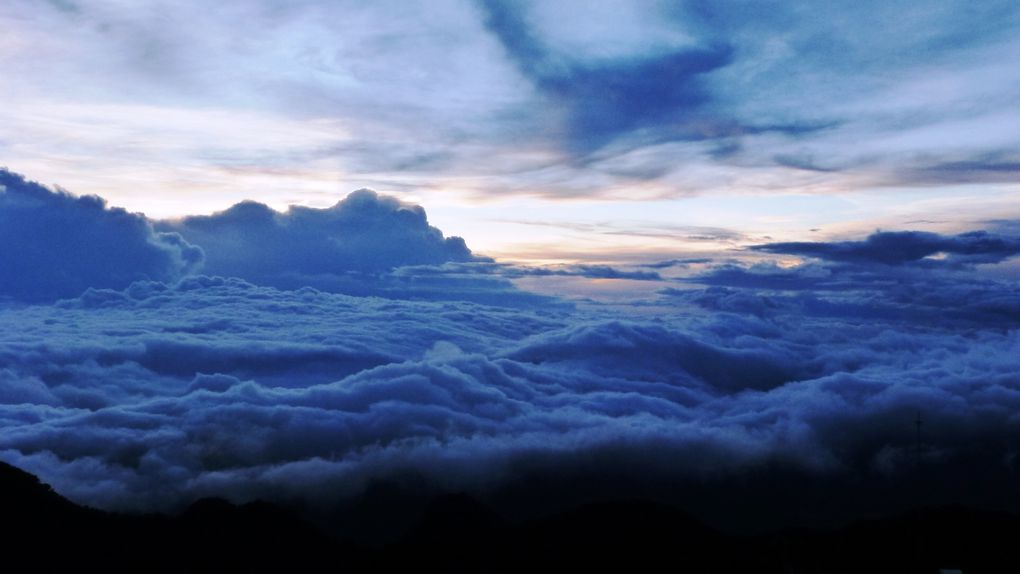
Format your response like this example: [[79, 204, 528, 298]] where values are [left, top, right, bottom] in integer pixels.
[[1, 169, 1018, 516]]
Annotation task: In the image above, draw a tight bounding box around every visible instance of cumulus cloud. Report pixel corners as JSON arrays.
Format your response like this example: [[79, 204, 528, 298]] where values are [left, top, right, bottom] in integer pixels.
[[0, 169, 536, 305], [151, 188, 537, 304], [159, 189, 478, 281], [0, 170, 202, 302]]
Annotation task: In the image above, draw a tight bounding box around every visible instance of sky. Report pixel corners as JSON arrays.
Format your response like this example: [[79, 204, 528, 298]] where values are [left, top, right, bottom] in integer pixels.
[[1, 0, 1020, 529], [2, 0, 1019, 261]]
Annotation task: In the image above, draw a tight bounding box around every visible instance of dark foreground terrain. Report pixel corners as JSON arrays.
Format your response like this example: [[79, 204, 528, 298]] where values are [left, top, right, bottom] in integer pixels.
[[2, 461, 1017, 573]]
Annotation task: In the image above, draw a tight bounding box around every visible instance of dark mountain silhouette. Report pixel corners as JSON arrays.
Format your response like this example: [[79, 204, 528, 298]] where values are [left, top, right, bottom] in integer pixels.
[[0, 461, 367, 571], [3, 461, 1019, 572]]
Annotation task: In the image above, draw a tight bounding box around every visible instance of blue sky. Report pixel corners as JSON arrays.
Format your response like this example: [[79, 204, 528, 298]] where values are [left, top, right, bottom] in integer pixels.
[[2, 0, 1019, 260], [2, 1, 1020, 520]]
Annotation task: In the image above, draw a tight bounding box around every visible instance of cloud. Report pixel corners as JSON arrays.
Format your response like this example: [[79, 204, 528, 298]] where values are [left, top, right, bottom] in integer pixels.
[[0, 369, 60, 406], [0, 169, 1018, 520], [772, 153, 839, 173], [5, 0, 1020, 210], [505, 320, 812, 392], [0, 170, 202, 302], [1, 227, 1018, 516], [639, 258, 712, 269], [683, 227, 1020, 327], [406, 261, 663, 282], [0, 168, 556, 307], [751, 230, 1020, 266], [476, 0, 735, 152], [524, 263, 661, 281], [155, 188, 566, 305], [160, 188, 477, 277], [895, 153, 1020, 185]]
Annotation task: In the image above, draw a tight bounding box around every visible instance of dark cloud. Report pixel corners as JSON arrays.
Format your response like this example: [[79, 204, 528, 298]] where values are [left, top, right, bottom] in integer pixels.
[[474, 0, 839, 161], [548, 264, 661, 281], [416, 261, 663, 282], [159, 189, 478, 280], [985, 219, 1020, 239], [773, 153, 839, 173], [686, 230, 1020, 328], [752, 230, 1020, 266], [897, 154, 1020, 185], [0, 170, 202, 303], [476, 0, 734, 152], [545, 46, 734, 151], [152, 188, 551, 304], [0, 170, 514, 305], [639, 258, 713, 269]]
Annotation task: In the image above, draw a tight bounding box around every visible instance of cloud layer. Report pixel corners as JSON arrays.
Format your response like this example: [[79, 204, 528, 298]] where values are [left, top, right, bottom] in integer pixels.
[[0, 171, 1018, 522], [2, 250, 1018, 514]]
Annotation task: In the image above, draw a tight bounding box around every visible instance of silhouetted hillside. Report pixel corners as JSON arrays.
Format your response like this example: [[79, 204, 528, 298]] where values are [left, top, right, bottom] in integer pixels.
[[3, 461, 1019, 573], [0, 461, 367, 571]]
